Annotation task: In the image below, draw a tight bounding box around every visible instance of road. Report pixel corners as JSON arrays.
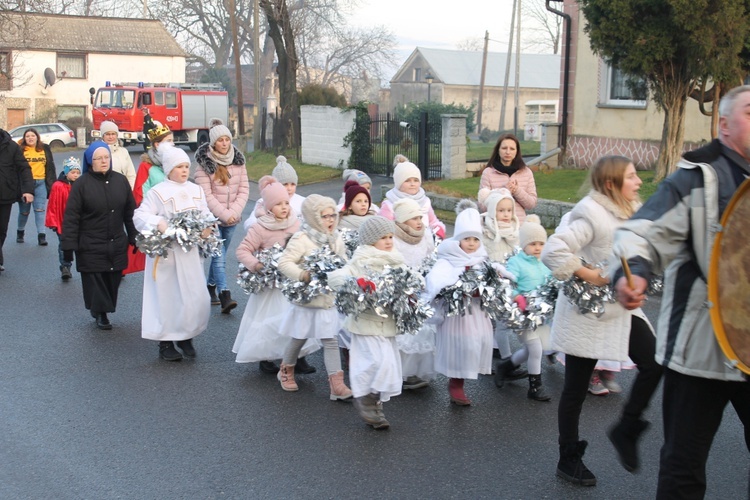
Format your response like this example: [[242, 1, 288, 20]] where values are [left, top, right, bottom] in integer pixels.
[[1, 147, 746, 499]]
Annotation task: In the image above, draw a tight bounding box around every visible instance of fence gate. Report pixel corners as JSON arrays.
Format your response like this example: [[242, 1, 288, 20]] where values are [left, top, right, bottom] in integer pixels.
[[367, 112, 442, 180]]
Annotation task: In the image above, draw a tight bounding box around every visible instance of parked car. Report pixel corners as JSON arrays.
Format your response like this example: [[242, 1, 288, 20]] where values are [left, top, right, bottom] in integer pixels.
[[8, 123, 77, 148]]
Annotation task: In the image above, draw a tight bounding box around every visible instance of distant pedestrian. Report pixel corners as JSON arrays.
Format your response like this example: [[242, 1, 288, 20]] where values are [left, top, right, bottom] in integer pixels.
[[100, 120, 136, 189], [45, 157, 82, 281], [15, 128, 56, 246], [0, 128, 34, 274]]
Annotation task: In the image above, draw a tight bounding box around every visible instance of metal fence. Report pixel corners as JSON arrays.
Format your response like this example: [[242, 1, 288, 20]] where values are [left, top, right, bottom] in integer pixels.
[[367, 112, 442, 179]]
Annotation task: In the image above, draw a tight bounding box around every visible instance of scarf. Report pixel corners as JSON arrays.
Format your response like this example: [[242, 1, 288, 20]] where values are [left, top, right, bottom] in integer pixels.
[[483, 215, 518, 243], [491, 158, 518, 177], [147, 147, 163, 167], [301, 221, 338, 248], [385, 186, 430, 209], [437, 238, 489, 268], [208, 144, 235, 169], [395, 221, 425, 245], [258, 209, 299, 231]]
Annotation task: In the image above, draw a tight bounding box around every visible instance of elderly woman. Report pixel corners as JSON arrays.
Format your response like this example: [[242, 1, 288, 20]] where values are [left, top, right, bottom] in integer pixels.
[[61, 140, 137, 330], [99, 120, 136, 189], [16, 128, 56, 246]]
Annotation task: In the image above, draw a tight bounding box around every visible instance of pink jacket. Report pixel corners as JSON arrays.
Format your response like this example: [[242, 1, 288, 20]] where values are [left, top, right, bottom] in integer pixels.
[[479, 165, 537, 223], [235, 217, 301, 270], [194, 163, 250, 226]]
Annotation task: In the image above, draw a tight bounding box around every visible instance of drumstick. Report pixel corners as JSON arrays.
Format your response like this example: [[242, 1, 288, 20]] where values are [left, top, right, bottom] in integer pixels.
[[620, 256, 634, 289]]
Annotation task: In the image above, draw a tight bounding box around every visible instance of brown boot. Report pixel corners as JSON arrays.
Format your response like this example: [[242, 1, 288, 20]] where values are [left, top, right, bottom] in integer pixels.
[[328, 370, 353, 401], [277, 363, 298, 391]]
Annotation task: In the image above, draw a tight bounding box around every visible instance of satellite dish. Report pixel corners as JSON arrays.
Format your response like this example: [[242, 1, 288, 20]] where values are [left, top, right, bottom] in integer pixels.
[[43, 68, 56, 88]]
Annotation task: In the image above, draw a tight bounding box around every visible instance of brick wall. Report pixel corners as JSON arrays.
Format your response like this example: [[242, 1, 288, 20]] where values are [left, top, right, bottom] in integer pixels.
[[300, 105, 356, 169]]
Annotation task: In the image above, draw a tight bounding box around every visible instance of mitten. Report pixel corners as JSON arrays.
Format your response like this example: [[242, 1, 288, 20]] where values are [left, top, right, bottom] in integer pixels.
[[357, 277, 376, 293], [514, 295, 528, 312]]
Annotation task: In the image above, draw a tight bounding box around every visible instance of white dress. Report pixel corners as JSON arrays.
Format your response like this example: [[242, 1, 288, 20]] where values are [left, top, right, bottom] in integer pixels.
[[133, 179, 211, 341]]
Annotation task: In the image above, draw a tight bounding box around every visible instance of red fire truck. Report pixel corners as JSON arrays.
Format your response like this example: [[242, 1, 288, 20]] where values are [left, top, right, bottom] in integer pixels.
[[90, 82, 229, 151]]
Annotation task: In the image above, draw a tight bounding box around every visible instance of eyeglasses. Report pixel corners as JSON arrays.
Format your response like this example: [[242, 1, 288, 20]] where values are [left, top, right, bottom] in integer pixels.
[[320, 214, 337, 220], [92, 156, 110, 161]]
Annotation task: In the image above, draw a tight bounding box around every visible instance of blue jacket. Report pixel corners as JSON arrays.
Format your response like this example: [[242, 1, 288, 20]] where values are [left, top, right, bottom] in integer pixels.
[[506, 250, 552, 296]]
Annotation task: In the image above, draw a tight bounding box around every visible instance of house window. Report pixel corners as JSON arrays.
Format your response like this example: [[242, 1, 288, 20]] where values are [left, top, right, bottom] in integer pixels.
[[0, 51, 11, 91], [600, 63, 647, 108], [57, 53, 86, 79], [413, 67, 421, 82]]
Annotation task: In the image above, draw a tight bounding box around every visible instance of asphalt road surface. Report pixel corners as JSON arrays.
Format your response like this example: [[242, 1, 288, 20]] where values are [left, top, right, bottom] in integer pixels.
[[1, 147, 746, 499]]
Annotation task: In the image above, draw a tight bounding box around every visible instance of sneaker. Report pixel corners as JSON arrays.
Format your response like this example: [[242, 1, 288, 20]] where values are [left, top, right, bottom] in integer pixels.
[[600, 371, 623, 393], [159, 341, 183, 361], [403, 376, 430, 390], [588, 374, 610, 396], [60, 265, 72, 281]]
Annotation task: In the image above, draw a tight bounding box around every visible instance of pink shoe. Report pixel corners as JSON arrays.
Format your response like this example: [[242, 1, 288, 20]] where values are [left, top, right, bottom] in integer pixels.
[[328, 371, 353, 400], [278, 363, 298, 392]]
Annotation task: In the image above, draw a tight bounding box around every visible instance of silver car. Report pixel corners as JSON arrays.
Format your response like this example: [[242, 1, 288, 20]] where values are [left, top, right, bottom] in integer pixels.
[[8, 123, 77, 148]]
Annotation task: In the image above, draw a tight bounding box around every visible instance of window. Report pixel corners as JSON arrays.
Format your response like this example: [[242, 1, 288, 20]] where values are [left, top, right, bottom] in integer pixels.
[[413, 67, 421, 82], [600, 62, 647, 108], [155, 92, 164, 106], [0, 51, 11, 90], [57, 53, 86, 79], [165, 92, 177, 108]]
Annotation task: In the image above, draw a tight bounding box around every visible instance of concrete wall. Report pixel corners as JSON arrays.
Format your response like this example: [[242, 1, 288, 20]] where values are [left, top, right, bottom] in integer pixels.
[[300, 105, 355, 168]]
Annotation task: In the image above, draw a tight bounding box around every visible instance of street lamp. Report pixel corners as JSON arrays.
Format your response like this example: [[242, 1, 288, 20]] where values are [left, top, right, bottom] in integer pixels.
[[425, 72, 434, 103]]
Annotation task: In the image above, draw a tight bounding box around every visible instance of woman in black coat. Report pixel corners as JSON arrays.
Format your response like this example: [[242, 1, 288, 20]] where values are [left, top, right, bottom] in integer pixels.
[[61, 140, 137, 329]]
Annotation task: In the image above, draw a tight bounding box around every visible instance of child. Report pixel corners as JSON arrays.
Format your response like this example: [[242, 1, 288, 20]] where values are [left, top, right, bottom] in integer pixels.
[[133, 144, 213, 361], [494, 215, 553, 401], [337, 169, 378, 212], [328, 216, 407, 429], [276, 194, 352, 400], [338, 181, 376, 230], [379, 160, 446, 241], [233, 176, 318, 373], [392, 198, 436, 389], [132, 124, 173, 205], [424, 201, 494, 406], [244, 155, 305, 231], [45, 157, 81, 281]]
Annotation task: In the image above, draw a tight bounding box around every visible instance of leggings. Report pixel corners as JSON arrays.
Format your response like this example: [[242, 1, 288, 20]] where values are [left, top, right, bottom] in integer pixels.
[[511, 333, 543, 375], [283, 338, 342, 375]]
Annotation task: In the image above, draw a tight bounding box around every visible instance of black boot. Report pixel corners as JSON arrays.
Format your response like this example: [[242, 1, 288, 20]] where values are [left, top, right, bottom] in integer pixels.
[[219, 290, 237, 313], [296, 356, 316, 374], [556, 440, 597, 486], [176, 339, 196, 358], [95, 313, 112, 330], [159, 341, 183, 361], [527, 374, 551, 402], [494, 358, 526, 388], [608, 417, 650, 472], [207, 285, 220, 305], [38, 233, 48, 246], [60, 265, 72, 281], [16, 230, 24, 243], [259, 360, 280, 374]]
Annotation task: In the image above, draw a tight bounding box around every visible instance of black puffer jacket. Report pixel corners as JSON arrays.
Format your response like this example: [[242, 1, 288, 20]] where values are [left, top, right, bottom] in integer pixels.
[[0, 129, 33, 204], [61, 169, 137, 273]]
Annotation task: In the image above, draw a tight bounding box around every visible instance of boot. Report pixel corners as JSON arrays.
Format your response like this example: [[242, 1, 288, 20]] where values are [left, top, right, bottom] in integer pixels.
[[60, 265, 72, 281], [176, 339, 196, 358], [354, 393, 389, 429], [448, 378, 471, 406], [38, 233, 48, 246], [494, 357, 526, 388], [259, 360, 280, 374], [207, 284, 220, 305], [328, 371, 353, 401], [16, 230, 24, 243], [277, 363, 298, 391], [219, 290, 237, 313], [608, 417, 650, 472], [95, 313, 112, 330], [556, 440, 597, 486], [527, 374, 551, 402], [159, 341, 183, 361], [296, 356, 317, 374]]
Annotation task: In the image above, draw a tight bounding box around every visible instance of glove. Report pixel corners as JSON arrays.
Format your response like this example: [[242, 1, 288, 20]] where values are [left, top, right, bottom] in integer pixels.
[[435, 227, 446, 239], [514, 295, 528, 312], [63, 250, 74, 262], [357, 277, 376, 293]]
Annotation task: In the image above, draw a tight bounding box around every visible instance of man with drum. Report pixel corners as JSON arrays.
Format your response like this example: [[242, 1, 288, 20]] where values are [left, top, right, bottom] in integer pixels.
[[612, 85, 750, 499]]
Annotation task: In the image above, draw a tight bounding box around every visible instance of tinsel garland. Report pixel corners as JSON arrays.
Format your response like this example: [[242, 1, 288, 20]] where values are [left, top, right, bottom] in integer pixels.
[[434, 262, 513, 320], [281, 244, 347, 304], [334, 266, 434, 335], [648, 274, 664, 296], [136, 209, 222, 259], [417, 234, 442, 276], [562, 261, 615, 317], [339, 228, 359, 258], [503, 276, 561, 332], [236, 243, 288, 294]]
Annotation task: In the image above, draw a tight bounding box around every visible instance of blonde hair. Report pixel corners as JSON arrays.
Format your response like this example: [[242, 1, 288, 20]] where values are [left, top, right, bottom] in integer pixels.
[[214, 164, 230, 185], [588, 155, 639, 217]]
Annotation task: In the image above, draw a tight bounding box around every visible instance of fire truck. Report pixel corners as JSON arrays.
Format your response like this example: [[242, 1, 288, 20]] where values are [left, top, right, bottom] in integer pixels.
[[90, 82, 229, 151]]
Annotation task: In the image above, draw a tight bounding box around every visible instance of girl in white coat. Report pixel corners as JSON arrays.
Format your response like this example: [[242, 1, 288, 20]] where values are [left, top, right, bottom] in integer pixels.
[[541, 155, 663, 486]]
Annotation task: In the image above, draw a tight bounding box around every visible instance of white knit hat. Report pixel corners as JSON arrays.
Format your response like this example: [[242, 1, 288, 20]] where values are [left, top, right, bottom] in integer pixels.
[[453, 199, 482, 241], [519, 214, 547, 248], [393, 198, 422, 223], [208, 118, 232, 146], [483, 188, 517, 224], [100, 121, 118, 134], [358, 216, 396, 246], [160, 144, 190, 178], [342, 169, 372, 187], [272, 155, 298, 185], [393, 161, 421, 191]]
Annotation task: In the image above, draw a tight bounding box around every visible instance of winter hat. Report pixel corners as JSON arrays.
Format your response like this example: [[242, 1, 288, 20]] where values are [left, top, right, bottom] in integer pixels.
[[453, 199, 482, 241], [272, 155, 298, 185], [82, 140, 111, 174], [393, 161, 421, 191], [63, 156, 81, 175], [393, 154, 409, 169], [209, 118, 232, 146], [259, 175, 289, 210], [393, 198, 422, 223], [99, 121, 118, 135], [344, 183, 371, 211], [342, 169, 372, 187], [482, 188, 517, 223], [358, 216, 396, 246], [519, 214, 547, 248], [160, 144, 190, 178], [301, 194, 337, 232]]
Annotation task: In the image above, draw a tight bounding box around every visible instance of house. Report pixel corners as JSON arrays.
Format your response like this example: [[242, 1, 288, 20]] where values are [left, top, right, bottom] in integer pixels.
[[556, 0, 712, 168], [0, 12, 186, 130], [389, 47, 561, 134]]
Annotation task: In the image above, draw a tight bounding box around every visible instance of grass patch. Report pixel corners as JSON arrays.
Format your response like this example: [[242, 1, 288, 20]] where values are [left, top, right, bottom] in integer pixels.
[[245, 150, 341, 185]]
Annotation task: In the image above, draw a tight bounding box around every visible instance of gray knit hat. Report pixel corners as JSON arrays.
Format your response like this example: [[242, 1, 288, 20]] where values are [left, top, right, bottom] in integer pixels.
[[519, 215, 547, 248], [100, 120, 118, 135], [209, 118, 232, 146], [342, 168, 372, 187], [358, 216, 396, 246], [272, 155, 298, 185]]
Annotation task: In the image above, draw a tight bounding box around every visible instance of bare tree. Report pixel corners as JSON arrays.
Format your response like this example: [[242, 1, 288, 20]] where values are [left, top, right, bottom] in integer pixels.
[[455, 37, 483, 52], [522, 0, 561, 54]]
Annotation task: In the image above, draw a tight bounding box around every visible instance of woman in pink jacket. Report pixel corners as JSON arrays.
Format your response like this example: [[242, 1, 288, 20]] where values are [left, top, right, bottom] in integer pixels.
[[194, 119, 249, 313], [479, 134, 537, 223]]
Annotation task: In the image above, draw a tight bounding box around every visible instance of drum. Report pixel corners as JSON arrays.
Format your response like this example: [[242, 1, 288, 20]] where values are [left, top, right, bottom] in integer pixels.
[[708, 177, 750, 375]]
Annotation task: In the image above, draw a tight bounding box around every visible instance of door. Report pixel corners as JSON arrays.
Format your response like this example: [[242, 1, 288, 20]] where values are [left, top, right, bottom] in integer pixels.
[[7, 109, 25, 130]]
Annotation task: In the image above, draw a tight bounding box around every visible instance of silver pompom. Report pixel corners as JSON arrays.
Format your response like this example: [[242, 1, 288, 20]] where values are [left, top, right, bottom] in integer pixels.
[[237, 243, 288, 294], [136, 209, 221, 259], [647, 274, 664, 296], [435, 262, 513, 320], [562, 261, 615, 317], [339, 228, 359, 258], [503, 277, 561, 332], [281, 244, 346, 304]]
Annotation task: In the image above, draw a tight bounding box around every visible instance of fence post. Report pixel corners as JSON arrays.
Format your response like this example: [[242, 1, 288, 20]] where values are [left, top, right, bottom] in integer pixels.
[[386, 112, 391, 177], [418, 111, 428, 180]]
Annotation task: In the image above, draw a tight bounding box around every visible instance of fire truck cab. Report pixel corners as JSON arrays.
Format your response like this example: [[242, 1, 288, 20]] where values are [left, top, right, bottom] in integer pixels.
[[90, 82, 229, 151]]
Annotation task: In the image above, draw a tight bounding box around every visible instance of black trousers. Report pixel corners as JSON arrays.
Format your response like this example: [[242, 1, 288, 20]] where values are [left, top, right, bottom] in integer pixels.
[[558, 316, 663, 444], [656, 368, 750, 500], [0, 202, 12, 266]]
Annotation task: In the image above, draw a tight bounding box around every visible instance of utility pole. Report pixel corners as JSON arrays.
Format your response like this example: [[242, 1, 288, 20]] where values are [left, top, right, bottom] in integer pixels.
[[253, 0, 261, 149], [230, 0, 245, 135], [476, 30, 489, 135], [500, 0, 516, 132], [514, 0, 521, 137]]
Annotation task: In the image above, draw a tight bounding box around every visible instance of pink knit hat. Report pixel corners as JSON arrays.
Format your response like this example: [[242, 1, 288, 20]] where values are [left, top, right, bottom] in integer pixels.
[[259, 175, 289, 210]]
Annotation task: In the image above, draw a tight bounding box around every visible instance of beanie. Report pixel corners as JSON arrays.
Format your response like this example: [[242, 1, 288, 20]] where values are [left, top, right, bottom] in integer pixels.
[[99, 121, 118, 135], [342, 169, 372, 187], [272, 155, 298, 185], [344, 183, 371, 211], [358, 216, 396, 246], [393, 161, 421, 192], [160, 144, 190, 178], [519, 214, 547, 248], [259, 175, 289, 210], [392, 198, 422, 223], [209, 118, 232, 146], [63, 156, 81, 175], [453, 199, 482, 241]]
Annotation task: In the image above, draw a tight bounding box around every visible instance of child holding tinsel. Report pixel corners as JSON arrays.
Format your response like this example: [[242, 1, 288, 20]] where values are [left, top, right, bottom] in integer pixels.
[[392, 198, 437, 390], [133, 145, 215, 362], [494, 215, 553, 401], [276, 194, 352, 400], [45, 157, 81, 281], [328, 216, 409, 429], [424, 200, 494, 406], [244, 156, 305, 230]]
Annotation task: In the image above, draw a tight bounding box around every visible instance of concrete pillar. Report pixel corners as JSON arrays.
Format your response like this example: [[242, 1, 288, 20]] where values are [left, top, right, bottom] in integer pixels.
[[441, 114, 467, 179]]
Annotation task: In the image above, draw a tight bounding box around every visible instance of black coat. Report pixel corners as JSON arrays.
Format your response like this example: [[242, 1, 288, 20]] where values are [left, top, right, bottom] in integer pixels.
[[61, 168, 137, 273], [0, 129, 33, 204]]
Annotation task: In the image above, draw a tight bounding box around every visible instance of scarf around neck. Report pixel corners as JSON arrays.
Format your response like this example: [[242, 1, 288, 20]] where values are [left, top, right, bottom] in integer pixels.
[[395, 221, 425, 245], [301, 221, 338, 248], [385, 186, 430, 209], [208, 144, 235, 168], [491, 158, 519, 177], [258, 209, 299, 231], [147, 147, 163, 167]]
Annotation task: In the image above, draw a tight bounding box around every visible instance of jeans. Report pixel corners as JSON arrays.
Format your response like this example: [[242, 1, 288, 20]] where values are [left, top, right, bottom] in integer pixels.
[[17, 179, 47, 234], [207, 224, 236, 291], [56, 232, 72, 267]]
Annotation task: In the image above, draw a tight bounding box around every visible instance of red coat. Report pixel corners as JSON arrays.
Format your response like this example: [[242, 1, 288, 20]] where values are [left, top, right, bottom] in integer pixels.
[[132, 160, 153, 206], [45, 177, 72, 234]]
